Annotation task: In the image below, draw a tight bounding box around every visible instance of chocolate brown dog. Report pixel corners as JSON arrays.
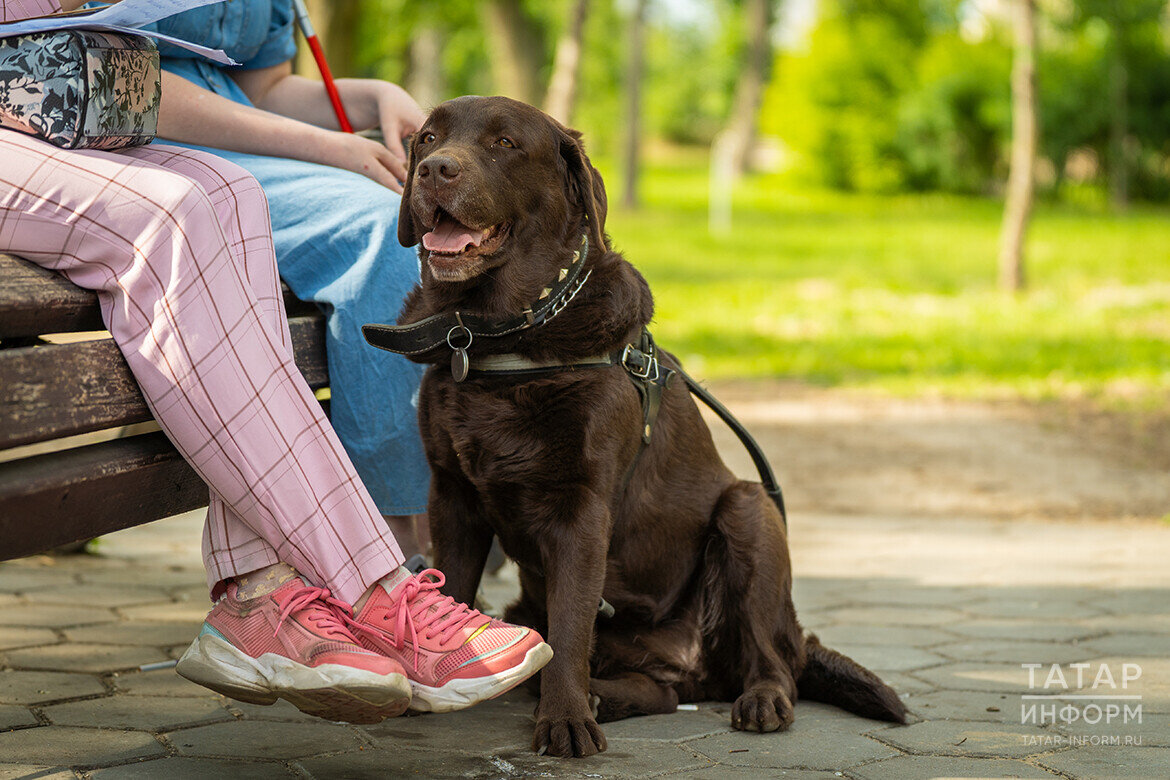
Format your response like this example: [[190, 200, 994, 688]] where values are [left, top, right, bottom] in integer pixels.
[[366, 96, 906, 758]]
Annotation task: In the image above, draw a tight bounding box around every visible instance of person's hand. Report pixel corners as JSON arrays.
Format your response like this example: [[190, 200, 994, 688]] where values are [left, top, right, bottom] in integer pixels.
[[314, 131, 407, 193], [370, 82, 426, 164]]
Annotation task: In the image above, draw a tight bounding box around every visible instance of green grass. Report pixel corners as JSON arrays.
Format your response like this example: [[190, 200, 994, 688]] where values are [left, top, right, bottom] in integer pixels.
[[596, 149, 1170, 405]]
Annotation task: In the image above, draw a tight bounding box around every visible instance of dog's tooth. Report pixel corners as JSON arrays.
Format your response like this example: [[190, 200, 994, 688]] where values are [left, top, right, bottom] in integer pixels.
[[558, 268, 568, 281], [539, 287, 552, 299]]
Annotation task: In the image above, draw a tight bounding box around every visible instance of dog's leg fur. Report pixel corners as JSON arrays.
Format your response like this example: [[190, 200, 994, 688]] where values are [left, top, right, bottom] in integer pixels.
[[532, 500, 610, 758], [428, 468, 494, 606], [589, 673, 679, 723], [701, 481, 802, 733]]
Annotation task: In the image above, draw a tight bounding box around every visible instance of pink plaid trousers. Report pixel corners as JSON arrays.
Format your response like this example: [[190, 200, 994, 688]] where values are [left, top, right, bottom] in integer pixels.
[[0, 130, 404, 604]]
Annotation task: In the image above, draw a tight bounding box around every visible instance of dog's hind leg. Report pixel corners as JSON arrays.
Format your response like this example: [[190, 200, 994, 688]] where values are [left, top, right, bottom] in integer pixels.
[[589, 673, 678, 723], [701, 481, 803, 733]]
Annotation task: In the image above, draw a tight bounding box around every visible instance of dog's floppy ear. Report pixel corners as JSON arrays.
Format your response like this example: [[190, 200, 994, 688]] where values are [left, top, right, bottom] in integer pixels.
[[556, 124, 608, 253], [397, 134, 420, 247]]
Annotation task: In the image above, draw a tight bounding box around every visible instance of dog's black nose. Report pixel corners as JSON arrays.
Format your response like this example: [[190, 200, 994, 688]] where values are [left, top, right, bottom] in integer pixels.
[[418, 155, 462, 185]]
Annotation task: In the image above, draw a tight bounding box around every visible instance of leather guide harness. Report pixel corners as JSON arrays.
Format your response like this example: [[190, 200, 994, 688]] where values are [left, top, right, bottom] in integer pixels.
[[361, 232, 787, 528]]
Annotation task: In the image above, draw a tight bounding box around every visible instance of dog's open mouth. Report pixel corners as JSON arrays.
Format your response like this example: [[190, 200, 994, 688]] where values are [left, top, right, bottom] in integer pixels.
[[422, 209, 510, 282]]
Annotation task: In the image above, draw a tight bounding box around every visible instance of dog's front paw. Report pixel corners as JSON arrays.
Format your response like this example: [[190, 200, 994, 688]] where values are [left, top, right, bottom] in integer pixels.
[[731, 686, 794, 733], [533, 709, 607, 758]]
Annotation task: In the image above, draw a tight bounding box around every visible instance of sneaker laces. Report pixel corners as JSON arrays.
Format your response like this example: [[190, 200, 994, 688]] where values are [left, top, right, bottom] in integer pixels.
[[272, 584, 360, 644], [353, 569, 487, 671]]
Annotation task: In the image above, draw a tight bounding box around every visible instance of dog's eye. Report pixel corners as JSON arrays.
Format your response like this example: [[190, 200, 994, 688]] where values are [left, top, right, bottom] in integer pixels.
[[497, 137, 516, 149], [419, 132, 436, 144]]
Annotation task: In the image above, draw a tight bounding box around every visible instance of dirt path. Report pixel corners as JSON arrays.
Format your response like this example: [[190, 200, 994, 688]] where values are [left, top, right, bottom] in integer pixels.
[[704, 381, 1170, 523]]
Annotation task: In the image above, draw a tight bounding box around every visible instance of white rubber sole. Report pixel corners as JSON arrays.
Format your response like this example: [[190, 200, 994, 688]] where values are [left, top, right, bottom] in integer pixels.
[[409, 641, 554, 713], [175, 631, 412, 724]]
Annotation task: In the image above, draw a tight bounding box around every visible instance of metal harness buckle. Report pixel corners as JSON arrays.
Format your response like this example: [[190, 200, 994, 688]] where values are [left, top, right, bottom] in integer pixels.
[[620, 344, 659, 382]]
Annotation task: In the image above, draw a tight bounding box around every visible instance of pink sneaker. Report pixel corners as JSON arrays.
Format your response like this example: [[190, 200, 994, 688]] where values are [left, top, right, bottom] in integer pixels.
[[352, 569, 552, 713], [176, 578, 411, 724]]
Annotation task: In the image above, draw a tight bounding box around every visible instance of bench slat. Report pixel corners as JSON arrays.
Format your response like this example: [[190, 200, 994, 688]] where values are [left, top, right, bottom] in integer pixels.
[[0, 253, 105, 337], [0, 315, 327, 450], [0, 253, 319, 339], [0, 432, 208, 560]]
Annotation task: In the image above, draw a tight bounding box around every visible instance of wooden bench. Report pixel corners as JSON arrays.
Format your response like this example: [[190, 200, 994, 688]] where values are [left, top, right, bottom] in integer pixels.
[[0, 253, 328, 560]]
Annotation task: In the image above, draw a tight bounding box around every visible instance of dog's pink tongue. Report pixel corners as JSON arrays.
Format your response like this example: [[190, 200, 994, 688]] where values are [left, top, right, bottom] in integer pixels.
[[423, 215, 484, 253]]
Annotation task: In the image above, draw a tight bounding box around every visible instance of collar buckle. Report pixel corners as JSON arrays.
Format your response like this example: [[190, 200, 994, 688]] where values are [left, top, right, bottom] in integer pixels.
[[621, 344, 659, 382]]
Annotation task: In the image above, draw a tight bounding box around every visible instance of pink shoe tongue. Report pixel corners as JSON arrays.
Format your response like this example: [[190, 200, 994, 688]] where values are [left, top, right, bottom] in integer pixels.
[[423, 215, 485, 253]]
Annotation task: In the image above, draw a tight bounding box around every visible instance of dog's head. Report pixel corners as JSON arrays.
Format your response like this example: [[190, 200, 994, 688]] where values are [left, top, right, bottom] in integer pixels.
[[398, 96, 607, 286]]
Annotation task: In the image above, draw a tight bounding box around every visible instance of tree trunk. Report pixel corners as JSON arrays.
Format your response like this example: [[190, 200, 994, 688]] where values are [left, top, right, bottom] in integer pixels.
[[722, 0, 775, 176], [479, 0, 544, 106], [1107, 39, 1129, 207], [543, 0, 590, 125], [294, 0, 357, 78], [407, 25, 445, 111], [621, 0, 648, 210], [998, 0, 1038, 292]]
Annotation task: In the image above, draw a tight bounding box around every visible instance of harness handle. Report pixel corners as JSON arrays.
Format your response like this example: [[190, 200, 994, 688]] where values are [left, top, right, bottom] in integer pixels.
[[675, 368, 787, 524]]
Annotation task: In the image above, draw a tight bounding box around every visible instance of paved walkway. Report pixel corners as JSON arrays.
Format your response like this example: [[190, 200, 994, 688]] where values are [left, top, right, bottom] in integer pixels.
[[1, 510, 1168, 779]]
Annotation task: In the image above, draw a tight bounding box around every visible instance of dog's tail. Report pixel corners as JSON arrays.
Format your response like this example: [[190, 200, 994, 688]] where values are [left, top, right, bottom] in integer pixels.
[[796, 633, 907, 723]]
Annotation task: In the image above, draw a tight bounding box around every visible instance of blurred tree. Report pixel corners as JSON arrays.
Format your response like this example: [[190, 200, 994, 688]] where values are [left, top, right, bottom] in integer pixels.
[[544, 0, 590, 124], [722, 0, 777, 175], [623, 0, 648, 209], [480, 0, 547, 105], [999, 0, 1038, 292]]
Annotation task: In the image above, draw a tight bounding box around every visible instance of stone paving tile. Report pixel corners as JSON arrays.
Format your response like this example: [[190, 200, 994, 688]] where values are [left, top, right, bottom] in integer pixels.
[[675, 767, 829, 779], [1080, 632, 1169, 658], [0, 627, 60, 652], [111, 671, 215, 699], [812, 624, 958, 648], [0, 670, 107, 705], [868, 720, 1058, 759], [1053, 712, 1170, 749], [0, 765, 75, 780], [846, 585, 987, 607], [910, 661, 1033, 693], [21, 585, 172, 609], [0, 726, 165, 767], [365, 698, 533, 753], [0, 703, 37, 729], [1087, 590, 1170, 616], [4, 644, 167, 674], [77, 567, 203, 589], [687, 706, 900, 773], [1082, 613, 1170, 635], [0, 605, 117, 629], [931, 639, 1096, 665], [226, 699, 340, 724], [825, 645, 948, 673], [91, 757, 298, 778], [64, 622, 198, 648], [1083, 656, 1170, 712], [846, 755, 1060, 779], [116, 601, 210, 624], [962, 598, 1106, 620], [945, 619, 1101, 643], [169, 720, 365, 760], [0, 566, 78, 593], [1037, 745, 1170, 778], [43, 693, 232, 731], [818, 606, 965, 627], [871, 671, 935, 696], [590, 706, 733, 743], [903, 689, 1023, 724]]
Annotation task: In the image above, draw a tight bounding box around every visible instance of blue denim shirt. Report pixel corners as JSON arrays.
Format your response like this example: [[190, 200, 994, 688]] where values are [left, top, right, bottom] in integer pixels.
[[144, 0, 298, 105]]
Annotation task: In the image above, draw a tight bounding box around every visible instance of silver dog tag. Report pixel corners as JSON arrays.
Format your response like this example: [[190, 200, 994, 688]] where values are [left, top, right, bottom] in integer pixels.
[[451, 348, 470, 382]]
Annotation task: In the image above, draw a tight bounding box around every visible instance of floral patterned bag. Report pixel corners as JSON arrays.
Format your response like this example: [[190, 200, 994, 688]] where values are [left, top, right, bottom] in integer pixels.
[[0, 29, 160, 151]]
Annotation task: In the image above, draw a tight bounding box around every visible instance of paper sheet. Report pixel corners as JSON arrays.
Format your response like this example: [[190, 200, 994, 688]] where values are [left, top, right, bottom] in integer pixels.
[[0, 0, 236, 65]]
